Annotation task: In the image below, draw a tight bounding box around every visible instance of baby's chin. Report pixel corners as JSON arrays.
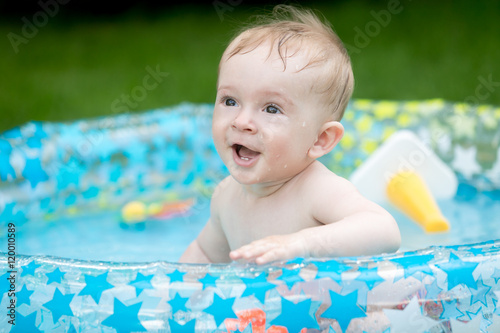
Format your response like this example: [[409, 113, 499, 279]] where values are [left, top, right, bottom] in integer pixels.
[[228, 171, 263, 185]]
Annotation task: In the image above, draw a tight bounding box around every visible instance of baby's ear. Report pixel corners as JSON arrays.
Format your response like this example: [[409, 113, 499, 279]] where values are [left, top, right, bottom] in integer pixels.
[[308, 121, 344, 159]]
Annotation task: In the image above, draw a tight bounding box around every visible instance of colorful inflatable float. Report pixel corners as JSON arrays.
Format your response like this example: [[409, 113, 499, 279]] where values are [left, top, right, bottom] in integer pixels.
[[1, 100, 500, 332]]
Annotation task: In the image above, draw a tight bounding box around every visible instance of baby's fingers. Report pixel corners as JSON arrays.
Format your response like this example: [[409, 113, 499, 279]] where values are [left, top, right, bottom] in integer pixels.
[[253, 245, 292, 265], [233, 244, 288, 265], [230, 241, 275, 262]]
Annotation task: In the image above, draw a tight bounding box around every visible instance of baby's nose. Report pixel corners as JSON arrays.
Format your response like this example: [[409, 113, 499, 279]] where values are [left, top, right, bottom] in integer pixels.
[[231, 109, 257, 133]]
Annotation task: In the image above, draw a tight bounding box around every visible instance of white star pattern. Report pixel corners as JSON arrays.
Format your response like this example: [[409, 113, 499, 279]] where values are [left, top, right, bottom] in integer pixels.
[[383, 297, 438, 333], [451, 145, 482, 179], [449, 315, 482, 333], [486, 314, 500, 332]]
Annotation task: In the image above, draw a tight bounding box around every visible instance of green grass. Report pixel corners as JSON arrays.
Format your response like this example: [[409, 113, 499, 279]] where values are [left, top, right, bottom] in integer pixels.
[[1, 1, 499, 132]]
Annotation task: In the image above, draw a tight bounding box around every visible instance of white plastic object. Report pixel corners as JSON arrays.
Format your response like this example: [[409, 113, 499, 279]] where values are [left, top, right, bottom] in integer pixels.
[[350, 130, 458, 203]]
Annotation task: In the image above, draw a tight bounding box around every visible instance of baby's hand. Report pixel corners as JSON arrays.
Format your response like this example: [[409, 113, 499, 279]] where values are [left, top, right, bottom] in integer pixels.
[[229, 233, 308, 265]]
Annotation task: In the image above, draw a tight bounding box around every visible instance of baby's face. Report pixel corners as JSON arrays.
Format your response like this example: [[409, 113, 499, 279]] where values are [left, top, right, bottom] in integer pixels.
[[213, 43, 328, 186]]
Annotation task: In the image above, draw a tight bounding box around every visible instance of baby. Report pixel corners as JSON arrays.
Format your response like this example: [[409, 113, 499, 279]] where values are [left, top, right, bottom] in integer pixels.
[[180, 5, 400, 265]]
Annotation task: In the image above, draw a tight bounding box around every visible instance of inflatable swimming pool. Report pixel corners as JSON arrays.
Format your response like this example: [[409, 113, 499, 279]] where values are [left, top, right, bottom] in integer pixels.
[[1, 100, 500, 332]]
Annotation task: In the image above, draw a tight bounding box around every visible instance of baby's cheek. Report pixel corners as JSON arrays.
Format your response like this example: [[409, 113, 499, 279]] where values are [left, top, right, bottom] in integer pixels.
[[211, 119, 223, 135], [212, 111, 228, 135], [260, 127, 276, 142], [211, 125, 226, 149]]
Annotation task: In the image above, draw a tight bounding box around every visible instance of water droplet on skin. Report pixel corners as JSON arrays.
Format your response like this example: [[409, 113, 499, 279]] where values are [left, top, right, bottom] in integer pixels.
[[284, 164, 287, 168], [302, 121, 306, 127]]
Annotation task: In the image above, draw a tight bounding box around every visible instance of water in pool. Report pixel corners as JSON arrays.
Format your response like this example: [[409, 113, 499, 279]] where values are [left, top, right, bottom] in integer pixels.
[[2, 186, 499, 262], [4, 196, 210, 262]]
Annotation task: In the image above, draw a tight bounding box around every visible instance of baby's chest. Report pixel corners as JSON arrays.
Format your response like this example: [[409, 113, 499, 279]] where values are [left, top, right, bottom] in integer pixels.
[[219, 199, 318, 250]]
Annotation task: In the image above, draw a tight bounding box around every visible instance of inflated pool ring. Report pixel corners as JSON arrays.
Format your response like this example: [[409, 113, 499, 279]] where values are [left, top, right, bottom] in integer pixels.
[[1, 100, 500, 332]]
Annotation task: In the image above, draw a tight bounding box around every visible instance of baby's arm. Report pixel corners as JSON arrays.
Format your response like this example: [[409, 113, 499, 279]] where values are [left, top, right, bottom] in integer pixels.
[[179, 217, 230, 263], [179, 183, 232, 263], [230, 174, 401, 264], [180, 235, 212, 263]]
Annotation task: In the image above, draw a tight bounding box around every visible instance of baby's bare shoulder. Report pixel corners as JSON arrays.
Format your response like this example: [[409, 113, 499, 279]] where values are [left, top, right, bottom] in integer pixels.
[[303, 162, 389, 223], [212, 176, 233, 196], [299, 161, 355, 195], [211, 176, 236, 209], [301, 162, 371, 210]]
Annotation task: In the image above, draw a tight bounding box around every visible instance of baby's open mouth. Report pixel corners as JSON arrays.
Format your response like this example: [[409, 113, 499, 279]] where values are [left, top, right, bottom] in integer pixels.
[[233, 144, 260, 161]]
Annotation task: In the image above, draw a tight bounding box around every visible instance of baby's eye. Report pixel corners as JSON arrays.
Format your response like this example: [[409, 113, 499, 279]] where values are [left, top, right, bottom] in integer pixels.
[[224, 98, 238, 107], [265, 105, 281, 114]]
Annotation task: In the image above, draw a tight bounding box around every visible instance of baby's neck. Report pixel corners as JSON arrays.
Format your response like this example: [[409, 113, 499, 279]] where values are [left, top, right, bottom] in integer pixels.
[[240, 179, 291, 198], [238, 161, 317, 199]]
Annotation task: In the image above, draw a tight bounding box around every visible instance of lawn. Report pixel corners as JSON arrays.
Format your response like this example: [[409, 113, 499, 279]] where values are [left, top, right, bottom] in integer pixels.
[[1, 0, 499, 132]]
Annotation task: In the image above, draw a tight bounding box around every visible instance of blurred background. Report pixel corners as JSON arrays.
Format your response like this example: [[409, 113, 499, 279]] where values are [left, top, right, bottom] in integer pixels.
[[1, 0, 499, 132]]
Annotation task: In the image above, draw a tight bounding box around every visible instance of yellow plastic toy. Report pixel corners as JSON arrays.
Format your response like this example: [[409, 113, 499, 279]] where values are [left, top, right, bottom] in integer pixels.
[[386, 171, 450, 232], [121, 201, 147, 224], [350, 130, 457, 233], [121, 199, 194, 225]]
